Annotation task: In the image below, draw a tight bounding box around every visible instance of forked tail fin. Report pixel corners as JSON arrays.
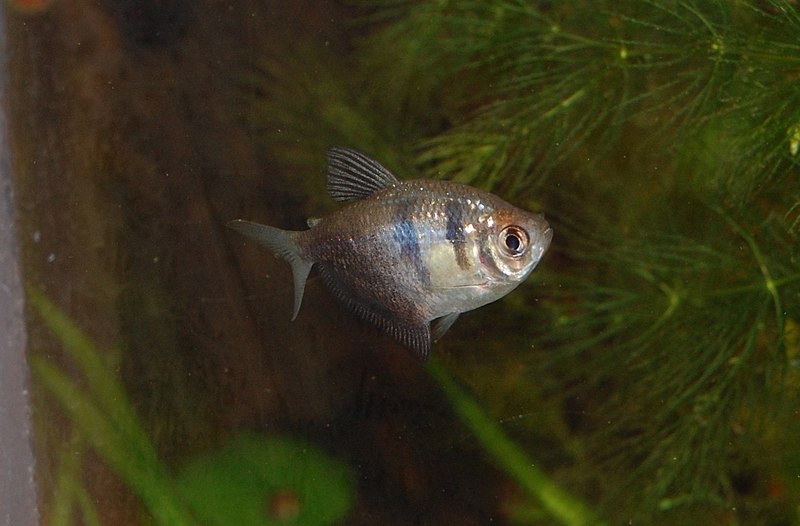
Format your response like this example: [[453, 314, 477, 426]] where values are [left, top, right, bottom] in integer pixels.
[[227, 219, 313, 320]]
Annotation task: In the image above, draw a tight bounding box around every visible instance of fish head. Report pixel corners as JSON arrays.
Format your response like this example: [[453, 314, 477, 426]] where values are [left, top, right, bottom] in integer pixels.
[[482, 208, 552, 285]]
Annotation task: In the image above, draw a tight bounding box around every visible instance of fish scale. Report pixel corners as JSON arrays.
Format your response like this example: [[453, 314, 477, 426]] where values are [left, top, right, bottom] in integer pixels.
[[228, 147, 552, 359]]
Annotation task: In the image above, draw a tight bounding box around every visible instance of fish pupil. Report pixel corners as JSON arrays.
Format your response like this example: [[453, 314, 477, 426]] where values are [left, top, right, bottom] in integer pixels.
[[499, 225, 529, 257], [505, 234, 521, 252]]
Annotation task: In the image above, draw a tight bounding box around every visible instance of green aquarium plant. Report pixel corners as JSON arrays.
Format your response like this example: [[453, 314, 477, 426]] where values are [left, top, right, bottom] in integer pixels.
[[427, 357, 607, 526], [28, 289, 354, 526], [28, 287, 195, 526], [359, 0, 800, 202], [245, 0, 800, 522], [175, 434, 353, 526]]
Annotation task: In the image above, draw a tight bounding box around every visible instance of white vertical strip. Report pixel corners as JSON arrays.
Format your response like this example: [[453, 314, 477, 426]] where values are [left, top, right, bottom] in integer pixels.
[[0, 4, 40, 525]]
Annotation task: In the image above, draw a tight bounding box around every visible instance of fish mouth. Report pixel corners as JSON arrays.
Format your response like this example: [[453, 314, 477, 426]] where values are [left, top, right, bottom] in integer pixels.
[[432, 281, 490, 290], [452, 281, 490, 288]]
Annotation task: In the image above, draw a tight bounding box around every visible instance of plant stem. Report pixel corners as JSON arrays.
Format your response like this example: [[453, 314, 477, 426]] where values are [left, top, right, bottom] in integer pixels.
[[427, 358, 607, 526]]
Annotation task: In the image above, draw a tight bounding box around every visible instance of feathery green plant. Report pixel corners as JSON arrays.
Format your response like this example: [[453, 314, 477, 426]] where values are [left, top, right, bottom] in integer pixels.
[[243, 0, 800, 522], [360, 0, 800, 203], [362, 4, 800, 519], [239, 41, 418, 206], [536, 197, 799, 514]]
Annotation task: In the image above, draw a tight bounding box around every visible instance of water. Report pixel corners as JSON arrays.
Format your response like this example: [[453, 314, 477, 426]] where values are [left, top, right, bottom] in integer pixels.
[[5, 2, 504, 524], [7, 1, 799, 525]]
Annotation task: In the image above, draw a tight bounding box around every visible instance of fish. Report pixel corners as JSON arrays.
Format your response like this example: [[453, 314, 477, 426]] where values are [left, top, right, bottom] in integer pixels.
[[228, 147, 552, 359]]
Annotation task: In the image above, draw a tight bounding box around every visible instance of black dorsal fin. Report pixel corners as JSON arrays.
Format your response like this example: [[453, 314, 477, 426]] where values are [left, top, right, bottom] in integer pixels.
[[326, 147, 399, 202]]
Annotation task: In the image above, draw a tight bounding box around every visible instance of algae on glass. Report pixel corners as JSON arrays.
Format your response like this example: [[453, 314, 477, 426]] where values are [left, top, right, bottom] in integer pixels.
[[246, 0, 800, 523]]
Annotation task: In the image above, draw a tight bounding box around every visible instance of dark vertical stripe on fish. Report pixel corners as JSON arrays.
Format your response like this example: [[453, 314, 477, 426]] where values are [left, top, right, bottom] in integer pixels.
[[393, 213, 430, 287], [445, 199, 470, 271]]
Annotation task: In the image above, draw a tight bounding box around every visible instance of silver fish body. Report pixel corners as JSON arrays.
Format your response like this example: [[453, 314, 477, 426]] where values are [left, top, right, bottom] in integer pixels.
[[229, 148, 552, 359]]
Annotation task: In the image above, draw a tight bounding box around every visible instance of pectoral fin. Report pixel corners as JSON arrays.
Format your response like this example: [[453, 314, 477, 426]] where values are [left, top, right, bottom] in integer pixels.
[[432, 312, 460, 341]]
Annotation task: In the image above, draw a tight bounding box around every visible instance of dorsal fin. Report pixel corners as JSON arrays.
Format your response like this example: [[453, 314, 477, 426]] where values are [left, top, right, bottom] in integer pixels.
[[326, 147, 399, 202]]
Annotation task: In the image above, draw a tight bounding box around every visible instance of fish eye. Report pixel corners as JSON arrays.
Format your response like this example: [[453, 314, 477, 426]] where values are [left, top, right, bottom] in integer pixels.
[[499, 226, 528, 257]]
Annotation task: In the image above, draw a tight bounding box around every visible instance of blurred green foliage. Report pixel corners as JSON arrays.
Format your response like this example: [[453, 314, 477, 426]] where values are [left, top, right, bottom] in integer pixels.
[[245, 0, 800, 523], [28, 288, 354, 526], [175, 435, 353, 526], [28, 287, 196, 526], [427, 357, 606, 526]]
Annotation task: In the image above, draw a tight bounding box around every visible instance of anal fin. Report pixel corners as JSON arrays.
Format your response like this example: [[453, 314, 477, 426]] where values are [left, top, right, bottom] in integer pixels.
[[387, 323, 431, 361], [318, 264, 432, 360]]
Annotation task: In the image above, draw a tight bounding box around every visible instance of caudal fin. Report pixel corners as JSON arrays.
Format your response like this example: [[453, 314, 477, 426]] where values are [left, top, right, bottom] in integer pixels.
[[227, 219, 313, 320]]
